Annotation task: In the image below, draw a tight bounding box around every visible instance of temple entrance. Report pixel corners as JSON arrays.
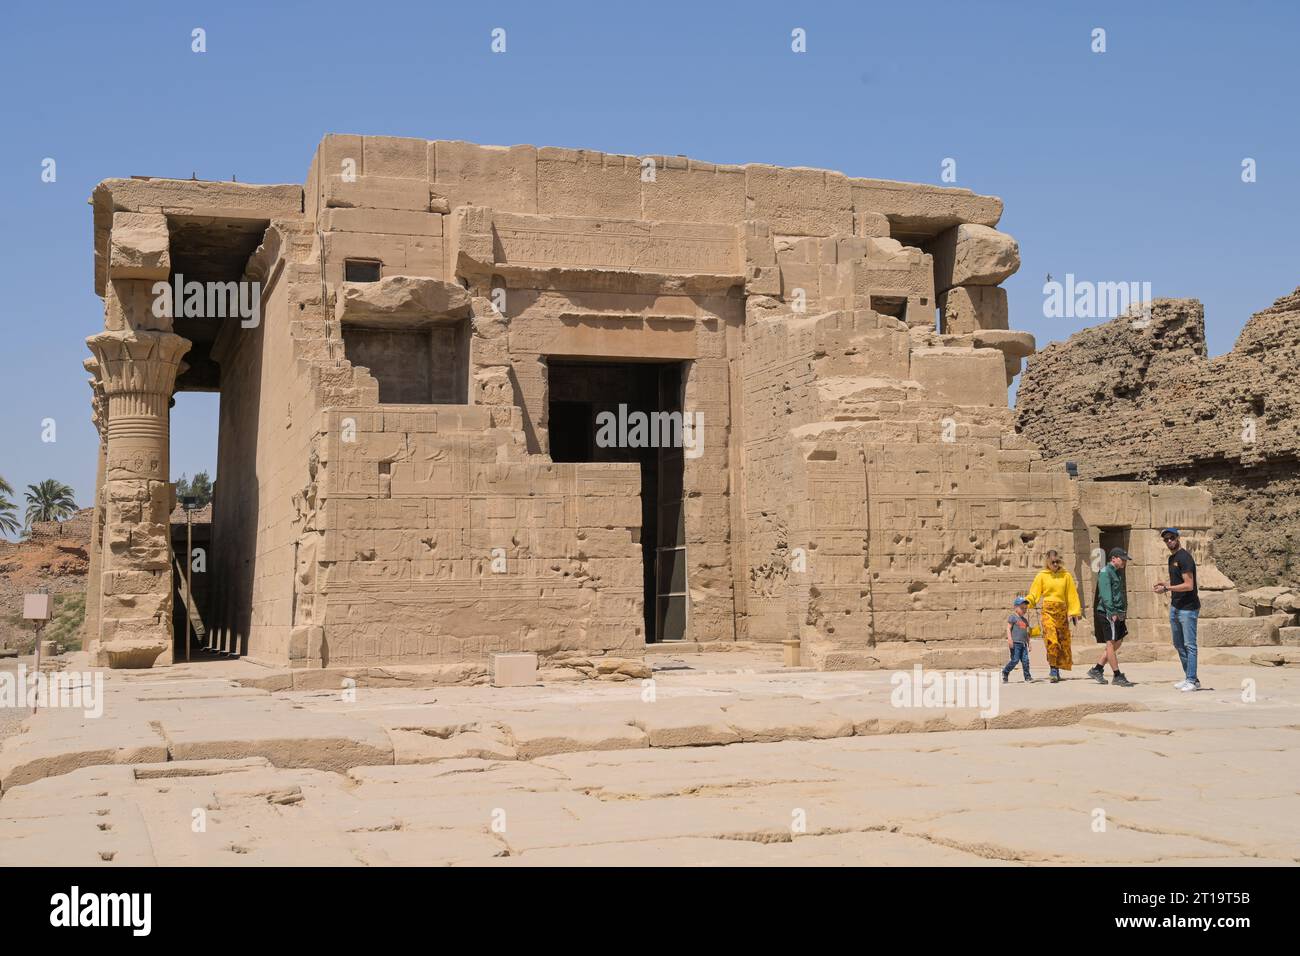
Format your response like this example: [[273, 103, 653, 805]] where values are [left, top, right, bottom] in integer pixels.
[[168, 385, 219, 661], [547, 359, 688, 642], [165, 212, 271, 661]]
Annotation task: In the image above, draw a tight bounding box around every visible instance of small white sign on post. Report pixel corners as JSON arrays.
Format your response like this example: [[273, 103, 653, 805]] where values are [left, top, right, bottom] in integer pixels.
[[24, 593, 53, 715], [23, 594, 52, 621]]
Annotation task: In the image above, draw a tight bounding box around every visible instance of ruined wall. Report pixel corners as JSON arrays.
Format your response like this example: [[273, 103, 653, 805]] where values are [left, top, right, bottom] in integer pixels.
[[311, 405, 643, 665], [446, 203, 744, 643], [90, 136, 1242, 671], [82, 178, 304, 668], [301, 137, 753, 656], [741, 306, 1078, 667], [271, 138, 663, 668], [728, 182, 1061, 667], [287, 134, 1075, 667], [1016, 290, 1300, 590], [1073, 481, 1219, 646]]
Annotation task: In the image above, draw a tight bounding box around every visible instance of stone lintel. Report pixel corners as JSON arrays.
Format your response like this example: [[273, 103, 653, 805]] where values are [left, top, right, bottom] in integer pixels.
[[92, 177, 303, 295]]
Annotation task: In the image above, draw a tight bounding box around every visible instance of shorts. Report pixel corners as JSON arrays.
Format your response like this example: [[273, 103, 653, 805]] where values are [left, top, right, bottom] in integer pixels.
[[1094, 611, 1128, 644]]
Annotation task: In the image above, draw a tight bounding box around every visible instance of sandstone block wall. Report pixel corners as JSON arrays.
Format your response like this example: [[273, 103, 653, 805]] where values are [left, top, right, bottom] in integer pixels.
[[1016, 290, 1300, 591], [206, 225, 324, 665], [305, 138, 749, 654], [1072, 481, 1218, 646], [740, 306, 1081, 667], [84, 134, 1234, 670], [304, 406, 643, 665]]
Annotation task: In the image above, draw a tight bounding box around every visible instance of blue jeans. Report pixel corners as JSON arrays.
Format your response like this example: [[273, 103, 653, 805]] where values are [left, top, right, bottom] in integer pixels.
[[1003, 643, 1031, 679], [1170, 608, 1200, 683]]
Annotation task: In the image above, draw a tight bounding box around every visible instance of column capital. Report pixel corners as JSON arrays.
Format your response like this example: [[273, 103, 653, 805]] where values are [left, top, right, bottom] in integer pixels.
[[86, 329, 191, 397], [84, 357, 107, 439], [86, 329, 190, 486]]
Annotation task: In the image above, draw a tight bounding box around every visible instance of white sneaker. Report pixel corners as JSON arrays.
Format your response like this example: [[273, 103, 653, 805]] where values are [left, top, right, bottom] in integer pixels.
[[1179, 681, 1201, 692], [1173, 679, 1190, 690]]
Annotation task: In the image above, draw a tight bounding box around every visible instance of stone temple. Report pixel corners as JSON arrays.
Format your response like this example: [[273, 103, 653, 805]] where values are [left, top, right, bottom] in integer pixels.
[[81, 135, 1228, 674]]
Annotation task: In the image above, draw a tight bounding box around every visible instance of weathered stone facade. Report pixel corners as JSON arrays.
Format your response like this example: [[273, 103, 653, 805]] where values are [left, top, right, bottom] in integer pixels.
[[82, 135, 1229, 670], [1016, 291, 1300, 592]]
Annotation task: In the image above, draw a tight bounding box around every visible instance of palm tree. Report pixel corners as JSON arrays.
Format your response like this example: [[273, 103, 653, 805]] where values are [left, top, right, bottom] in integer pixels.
[[0, 475, 19, 536], [24, 479, 78, 527]]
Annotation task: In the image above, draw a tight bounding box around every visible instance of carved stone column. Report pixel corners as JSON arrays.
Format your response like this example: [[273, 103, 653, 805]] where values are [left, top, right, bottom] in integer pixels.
[[83, 357, 108, 659], [86, 329, 190, 668]]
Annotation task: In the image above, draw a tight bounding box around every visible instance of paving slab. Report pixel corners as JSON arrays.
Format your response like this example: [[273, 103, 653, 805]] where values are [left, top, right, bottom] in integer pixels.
[[157, 711, 394, 771], [720, 698, 855, 742], [0, 715, 168, 792], [505, 713, 647, 759], [2, 661, 1299, 865], [899, 806, 1243, 865], [633, 700, 744, 747], [387, 727, 517, 763]]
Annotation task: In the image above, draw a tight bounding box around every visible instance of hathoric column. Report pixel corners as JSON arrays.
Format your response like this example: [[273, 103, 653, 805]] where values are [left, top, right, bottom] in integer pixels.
[[86, 329, 190, 667]]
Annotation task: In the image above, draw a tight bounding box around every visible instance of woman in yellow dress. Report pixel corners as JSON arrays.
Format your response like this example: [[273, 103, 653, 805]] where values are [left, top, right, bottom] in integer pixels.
[[1026, 549, 1081, 682]]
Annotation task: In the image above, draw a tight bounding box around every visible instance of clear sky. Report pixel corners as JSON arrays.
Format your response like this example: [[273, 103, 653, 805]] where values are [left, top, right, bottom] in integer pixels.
[[1, 0, 1295, 537]]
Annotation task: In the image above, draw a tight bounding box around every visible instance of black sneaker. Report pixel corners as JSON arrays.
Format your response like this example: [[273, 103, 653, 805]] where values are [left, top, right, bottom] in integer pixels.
[[1087, 664, 1106, 684], [1002, 672, 1009, 684], [1023, 675, 1034, 683], [1111, 671, 1134, 687]]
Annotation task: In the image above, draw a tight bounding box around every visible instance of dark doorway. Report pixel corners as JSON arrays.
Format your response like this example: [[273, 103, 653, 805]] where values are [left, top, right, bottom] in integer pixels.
[[170, 510, 211, 660], [1098, 526, 1131, 561], [1096, 525, 1132, 605], [547, 359, 688, 642]]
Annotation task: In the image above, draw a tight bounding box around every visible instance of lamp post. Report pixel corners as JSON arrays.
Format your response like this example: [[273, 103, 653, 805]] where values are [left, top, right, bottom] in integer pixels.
[[181, 495, 198, 663]]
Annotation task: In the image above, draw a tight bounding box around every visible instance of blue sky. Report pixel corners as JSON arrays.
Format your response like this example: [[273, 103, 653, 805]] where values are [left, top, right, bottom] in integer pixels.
[[1, 0, 1296, 535]]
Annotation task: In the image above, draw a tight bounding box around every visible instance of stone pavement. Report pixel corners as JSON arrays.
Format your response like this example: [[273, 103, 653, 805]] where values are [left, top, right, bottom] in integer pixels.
[[0, 658, 29, 743], [1, 651, 1298, 865]]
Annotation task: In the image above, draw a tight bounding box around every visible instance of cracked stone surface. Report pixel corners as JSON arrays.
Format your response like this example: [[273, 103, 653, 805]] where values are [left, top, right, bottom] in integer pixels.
[[1, 653, 1298, 865]]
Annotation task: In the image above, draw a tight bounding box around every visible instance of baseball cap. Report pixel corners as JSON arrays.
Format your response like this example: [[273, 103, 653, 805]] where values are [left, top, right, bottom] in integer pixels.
[[1108, 547, 1132, 560], [1014, 597, 1029, 606], [1160, 528, 1180, 539]]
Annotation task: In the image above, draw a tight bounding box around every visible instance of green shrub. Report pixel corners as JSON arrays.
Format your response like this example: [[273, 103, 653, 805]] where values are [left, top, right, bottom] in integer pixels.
[[4, 592, 85, 654]]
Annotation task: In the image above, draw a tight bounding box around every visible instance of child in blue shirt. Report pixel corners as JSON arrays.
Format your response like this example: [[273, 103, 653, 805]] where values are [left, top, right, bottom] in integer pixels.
[[1002, 597, 1033, 683]]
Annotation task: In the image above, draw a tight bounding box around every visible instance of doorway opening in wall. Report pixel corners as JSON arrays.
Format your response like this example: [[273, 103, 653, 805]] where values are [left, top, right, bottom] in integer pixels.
[[1096, 526, 1132, 603], [1098, 527, 1131, 561], [168, 391, 218, 662], [163, 211, 271, 662], [546, 359, 688, 643]]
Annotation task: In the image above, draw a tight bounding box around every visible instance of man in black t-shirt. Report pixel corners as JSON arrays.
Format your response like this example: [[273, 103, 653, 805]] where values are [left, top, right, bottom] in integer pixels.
[[1153, 528, 1201, 691]]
